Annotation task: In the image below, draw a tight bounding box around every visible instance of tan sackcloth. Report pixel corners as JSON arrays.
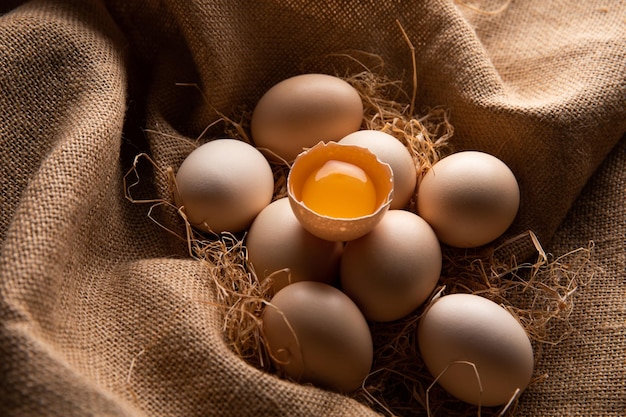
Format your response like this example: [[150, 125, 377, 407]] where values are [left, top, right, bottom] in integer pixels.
[[1, 0, 624, 416]]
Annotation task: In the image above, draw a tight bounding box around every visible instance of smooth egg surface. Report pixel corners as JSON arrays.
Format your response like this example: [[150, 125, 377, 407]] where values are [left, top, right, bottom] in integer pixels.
[[340, 210, 442, 322], [251, 74, 363, 163], [417, 293, 534, 407], [416, 151, 520, 248], [262, 281, 373, 393], [246, 198, 343, 292], [339, 130, 417, 209], [174, 139, 274, 233]]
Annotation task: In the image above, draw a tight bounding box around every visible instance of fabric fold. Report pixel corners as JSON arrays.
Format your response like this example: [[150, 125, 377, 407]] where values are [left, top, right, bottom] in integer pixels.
[[1, 1, 625, 416]]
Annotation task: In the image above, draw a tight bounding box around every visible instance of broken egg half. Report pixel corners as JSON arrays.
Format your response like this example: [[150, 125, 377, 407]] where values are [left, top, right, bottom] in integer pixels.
[[287, 141, 394, 242]]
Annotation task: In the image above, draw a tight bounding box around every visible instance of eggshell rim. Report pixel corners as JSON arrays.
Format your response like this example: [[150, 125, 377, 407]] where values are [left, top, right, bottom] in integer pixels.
[[287, 141, 394, 242]]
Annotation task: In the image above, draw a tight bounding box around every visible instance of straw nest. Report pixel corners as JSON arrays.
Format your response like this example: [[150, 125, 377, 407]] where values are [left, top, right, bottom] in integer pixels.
[[124, 52, 597, 416]]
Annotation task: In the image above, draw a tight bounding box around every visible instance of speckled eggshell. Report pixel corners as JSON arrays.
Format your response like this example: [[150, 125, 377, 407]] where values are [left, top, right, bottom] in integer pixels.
[[246, 198, 343, 292], [416, 151, 520, 248], [340, 210, 442, 322], [251, 74, 363, 163], [417, 293, 534, 407], [339, 130, 417, 209], [262, 281, 373, 393]]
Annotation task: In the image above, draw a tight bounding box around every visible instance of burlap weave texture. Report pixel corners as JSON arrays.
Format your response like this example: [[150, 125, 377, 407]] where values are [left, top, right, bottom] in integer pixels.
[[1, 0, 625, 416]]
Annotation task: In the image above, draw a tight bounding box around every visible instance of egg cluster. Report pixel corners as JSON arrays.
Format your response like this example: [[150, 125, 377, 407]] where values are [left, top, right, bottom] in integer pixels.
[[174, 74, 533, 406]]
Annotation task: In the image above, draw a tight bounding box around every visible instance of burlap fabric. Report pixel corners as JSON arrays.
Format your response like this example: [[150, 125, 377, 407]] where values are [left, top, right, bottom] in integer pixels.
[[1, 0, 624, 416]]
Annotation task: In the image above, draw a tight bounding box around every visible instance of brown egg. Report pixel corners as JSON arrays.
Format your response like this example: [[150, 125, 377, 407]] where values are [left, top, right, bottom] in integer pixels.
[[246, 198, 343, 292], [417, 293, 534, 407], [287, 141, 393, 242], [416, 151, 520, 248], [340, 210, 442, 322], [174, 139, 274, 233], [339, 130, 417, 209], [251, 73, 363, 163], [262, 281, 373, 393]]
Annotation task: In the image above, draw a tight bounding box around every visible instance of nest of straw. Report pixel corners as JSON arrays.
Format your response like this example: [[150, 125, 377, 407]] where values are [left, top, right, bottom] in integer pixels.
[[125, 56, 596, 416]]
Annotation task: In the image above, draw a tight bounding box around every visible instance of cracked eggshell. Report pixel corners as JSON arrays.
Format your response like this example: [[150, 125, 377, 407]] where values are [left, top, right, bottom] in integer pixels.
[[246, 198, 343, 292], [417, 293, 534, 407], [287, 141, 393, 242]]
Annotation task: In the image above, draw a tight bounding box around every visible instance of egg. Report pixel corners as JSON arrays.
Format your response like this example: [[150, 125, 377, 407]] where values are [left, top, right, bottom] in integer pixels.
[[251, 73, 363, 163], [340, 210, 442, 322], [417, 293, 534, 407], [174, 139, 274, 233], [416, 151, 520, 248], [339, 130, 417, 209], [246, 198, 343, 292], [262, 281, 373, 393], [287, 141, 394, 242]]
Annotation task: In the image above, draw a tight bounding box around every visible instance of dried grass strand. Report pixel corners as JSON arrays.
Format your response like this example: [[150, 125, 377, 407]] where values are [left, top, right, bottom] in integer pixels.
[[124, 52, 596, 417]]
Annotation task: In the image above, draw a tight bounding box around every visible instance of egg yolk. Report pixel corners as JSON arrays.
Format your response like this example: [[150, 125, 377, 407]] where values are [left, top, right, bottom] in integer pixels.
[[301, 160, 377, 218]]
